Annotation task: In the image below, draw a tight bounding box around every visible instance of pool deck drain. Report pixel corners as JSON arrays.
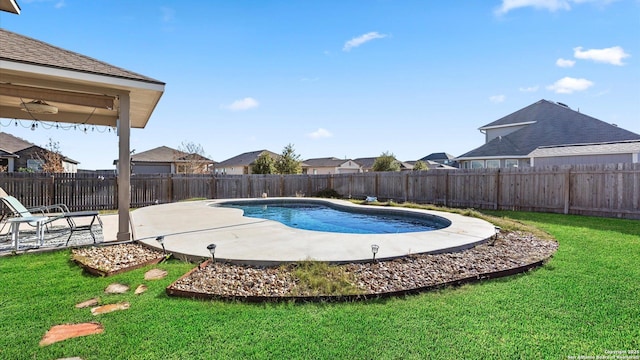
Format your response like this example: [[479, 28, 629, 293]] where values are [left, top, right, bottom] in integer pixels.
[[132, 198, 497, 266]]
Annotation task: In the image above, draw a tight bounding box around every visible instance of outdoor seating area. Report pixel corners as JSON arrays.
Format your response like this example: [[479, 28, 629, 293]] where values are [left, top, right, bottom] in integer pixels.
[[0, 188, 105, 253]]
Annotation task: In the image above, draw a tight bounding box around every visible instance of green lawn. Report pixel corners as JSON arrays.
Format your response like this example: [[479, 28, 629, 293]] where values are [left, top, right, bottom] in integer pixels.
[[0, 212, 638, 359]]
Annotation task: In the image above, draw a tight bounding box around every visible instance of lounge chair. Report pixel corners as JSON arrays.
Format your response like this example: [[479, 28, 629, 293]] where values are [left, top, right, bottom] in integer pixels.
[[0, 193, 69, 231], [0, 190, 103, 245]]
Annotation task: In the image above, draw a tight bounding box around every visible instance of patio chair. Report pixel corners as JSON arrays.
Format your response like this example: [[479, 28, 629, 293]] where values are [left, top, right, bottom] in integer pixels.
[[0, 192, 70, 232]]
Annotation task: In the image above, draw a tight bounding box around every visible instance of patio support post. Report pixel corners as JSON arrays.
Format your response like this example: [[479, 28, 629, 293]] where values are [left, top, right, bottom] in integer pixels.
[[117, 92, 131, 241]]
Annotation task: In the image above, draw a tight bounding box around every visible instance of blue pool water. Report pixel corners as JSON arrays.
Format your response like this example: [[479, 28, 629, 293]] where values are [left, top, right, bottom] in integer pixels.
[[221, 202, 448, 234]]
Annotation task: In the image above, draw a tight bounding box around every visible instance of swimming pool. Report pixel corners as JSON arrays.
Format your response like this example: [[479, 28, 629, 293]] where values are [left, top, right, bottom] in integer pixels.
[[220, 201, 449, 234]]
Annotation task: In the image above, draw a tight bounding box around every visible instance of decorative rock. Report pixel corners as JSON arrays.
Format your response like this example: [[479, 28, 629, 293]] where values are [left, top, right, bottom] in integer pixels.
[[75, 298, 100, 309], [104, 283, 129, 294], [40, 322, 103, 346], [144, 268, 168, 280], [91, 302, 130, 315], [134, 284, 148, 295]]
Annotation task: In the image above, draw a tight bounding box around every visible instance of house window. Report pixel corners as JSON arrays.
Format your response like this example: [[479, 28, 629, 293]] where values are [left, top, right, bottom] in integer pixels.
[[505, 159, 519, 168], [470, 160, 484, 169], [27, 159, 44, 172], [486, 160, 500, 168]]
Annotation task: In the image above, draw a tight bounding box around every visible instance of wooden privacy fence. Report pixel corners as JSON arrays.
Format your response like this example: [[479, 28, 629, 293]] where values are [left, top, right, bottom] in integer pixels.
[[0, 163, 638, 219]]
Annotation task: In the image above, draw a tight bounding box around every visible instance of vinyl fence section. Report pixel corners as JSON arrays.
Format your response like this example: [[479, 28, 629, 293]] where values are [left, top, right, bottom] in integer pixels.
[[0, 163, 638, 219]]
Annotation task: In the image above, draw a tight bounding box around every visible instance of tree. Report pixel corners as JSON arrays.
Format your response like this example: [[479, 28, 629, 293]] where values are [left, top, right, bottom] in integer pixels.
[[251, 152, 276, 174], [372, 151, 400, 172], [275, 143, 302, 174], [413, 160, 428, 171], [35, 138, 65, 173], [176, 141, 211, 174]]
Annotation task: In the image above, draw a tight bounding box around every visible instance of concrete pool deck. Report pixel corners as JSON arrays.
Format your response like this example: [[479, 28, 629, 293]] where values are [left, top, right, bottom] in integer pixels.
[[132, 198, 497, 265]]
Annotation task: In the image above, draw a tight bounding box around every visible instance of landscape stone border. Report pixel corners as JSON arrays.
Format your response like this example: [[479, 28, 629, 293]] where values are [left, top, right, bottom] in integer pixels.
[[71, 242, 166, 277], [165, 255, 552, 303]]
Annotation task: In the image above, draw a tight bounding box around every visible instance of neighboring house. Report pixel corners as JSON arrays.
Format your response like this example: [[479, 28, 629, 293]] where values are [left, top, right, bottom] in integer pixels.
[[214, 150, 280, 175], [0, 132, 79, 172], [419, 152, 458, 168], [303, 157, 362, 175], [354, 157, 413, 172], [529, 140, 640, 167], [114, 146, 215, 175], [353, 157, 376, 172], [456, 99, 640, 169]]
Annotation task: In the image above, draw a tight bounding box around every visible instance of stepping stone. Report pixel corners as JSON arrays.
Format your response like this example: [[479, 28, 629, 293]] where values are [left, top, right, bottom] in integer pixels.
[[91, 302, 130, 315], [104, 283, 129, 294], [134, 284, 148, 295], [40, 322, 104, 346], [75, 298, 99, 309], [144, 268, 168, 280]]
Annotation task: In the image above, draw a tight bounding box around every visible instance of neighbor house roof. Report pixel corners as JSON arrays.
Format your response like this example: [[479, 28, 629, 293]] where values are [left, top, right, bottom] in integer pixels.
[[216, 150, 280, 168], [118, 146, 213, 164], [420, 152, 455, 162], [458, 99, 640, 159], [353, 157, 377, 169], [304, 157, 357, 167], [529, 140, 640, 158], [0, 132, 79, 163]]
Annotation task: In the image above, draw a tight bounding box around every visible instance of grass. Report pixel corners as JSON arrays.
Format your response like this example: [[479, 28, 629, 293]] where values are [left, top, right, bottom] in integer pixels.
[[0, 211, 638, 359]]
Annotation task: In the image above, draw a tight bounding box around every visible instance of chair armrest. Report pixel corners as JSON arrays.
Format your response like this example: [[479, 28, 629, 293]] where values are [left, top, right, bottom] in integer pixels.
[[28, 203, 70, 214]]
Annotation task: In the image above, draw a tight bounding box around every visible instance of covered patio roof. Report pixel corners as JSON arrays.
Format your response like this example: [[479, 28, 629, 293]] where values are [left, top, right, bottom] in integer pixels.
[[0, 27, 165, 241]]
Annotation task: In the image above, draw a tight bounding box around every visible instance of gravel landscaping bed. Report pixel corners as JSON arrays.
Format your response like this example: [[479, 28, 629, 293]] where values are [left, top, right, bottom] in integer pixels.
[[70, 231, 557, 298]]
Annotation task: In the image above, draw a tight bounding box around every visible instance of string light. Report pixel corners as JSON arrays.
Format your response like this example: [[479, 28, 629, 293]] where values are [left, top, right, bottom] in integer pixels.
[[0, 118, 115, 134]]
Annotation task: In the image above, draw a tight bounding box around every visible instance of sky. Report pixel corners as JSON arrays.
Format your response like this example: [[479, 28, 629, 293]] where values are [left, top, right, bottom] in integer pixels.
[[1, 0, 639, 170]]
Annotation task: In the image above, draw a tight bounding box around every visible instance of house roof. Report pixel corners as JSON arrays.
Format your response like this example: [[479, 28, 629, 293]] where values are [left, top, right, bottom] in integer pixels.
[[0, 29, 165, 129], [128, 146, 213, 163], [0, 0, 20, 15], [529, 140, 640, 158], [458, 99, 640, 159], [0, 131, 33, 152], [353, 157, 377, 169], [304, 157, 356, 167], [215, 150, 280, 168], [0, 131, 79, 163], [420, 152, 455, 161]]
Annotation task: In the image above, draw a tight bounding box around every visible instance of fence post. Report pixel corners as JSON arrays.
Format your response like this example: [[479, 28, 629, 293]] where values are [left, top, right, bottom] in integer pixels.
[[49, 174, 55, 206], [495, 169, 500, 210], [404, 172, 409, 203], [168, 174, 174, 203], [375, 173, 379, 198], [563, 168, 571, 214], [211, 176, 217, 199], [444, 171, 449, 207]]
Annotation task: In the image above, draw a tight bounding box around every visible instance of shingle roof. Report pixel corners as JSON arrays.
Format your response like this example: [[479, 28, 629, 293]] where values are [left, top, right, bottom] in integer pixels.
[[0, 28, 164, 85], [0, 131, 79, 163], [131, 146, 213, 163], [0, 131, 34, 152], [353, 157, 377, 169], [458, 99, 640, 159], [215, 150, 280, 167], [529, 140, 640, 158], [304, 157, 354, 167], [420, 152, 455, 162]]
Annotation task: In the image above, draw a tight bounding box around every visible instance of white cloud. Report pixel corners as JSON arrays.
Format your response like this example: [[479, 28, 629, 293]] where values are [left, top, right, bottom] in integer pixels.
[[573, 46, 630, 66], [495, 0, 614, 15], [300, 77, 320, 82], [54, 1, 65, 9], [221, 97, 259, 111], [489, 95, 506, 103], [519, 85, 540, 92], [546, 77, 594, 94], [343, 32, 388, 52], [307, 128, 333, 139], [556, 58, 576, 67], [495, 0, 571, 15]]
